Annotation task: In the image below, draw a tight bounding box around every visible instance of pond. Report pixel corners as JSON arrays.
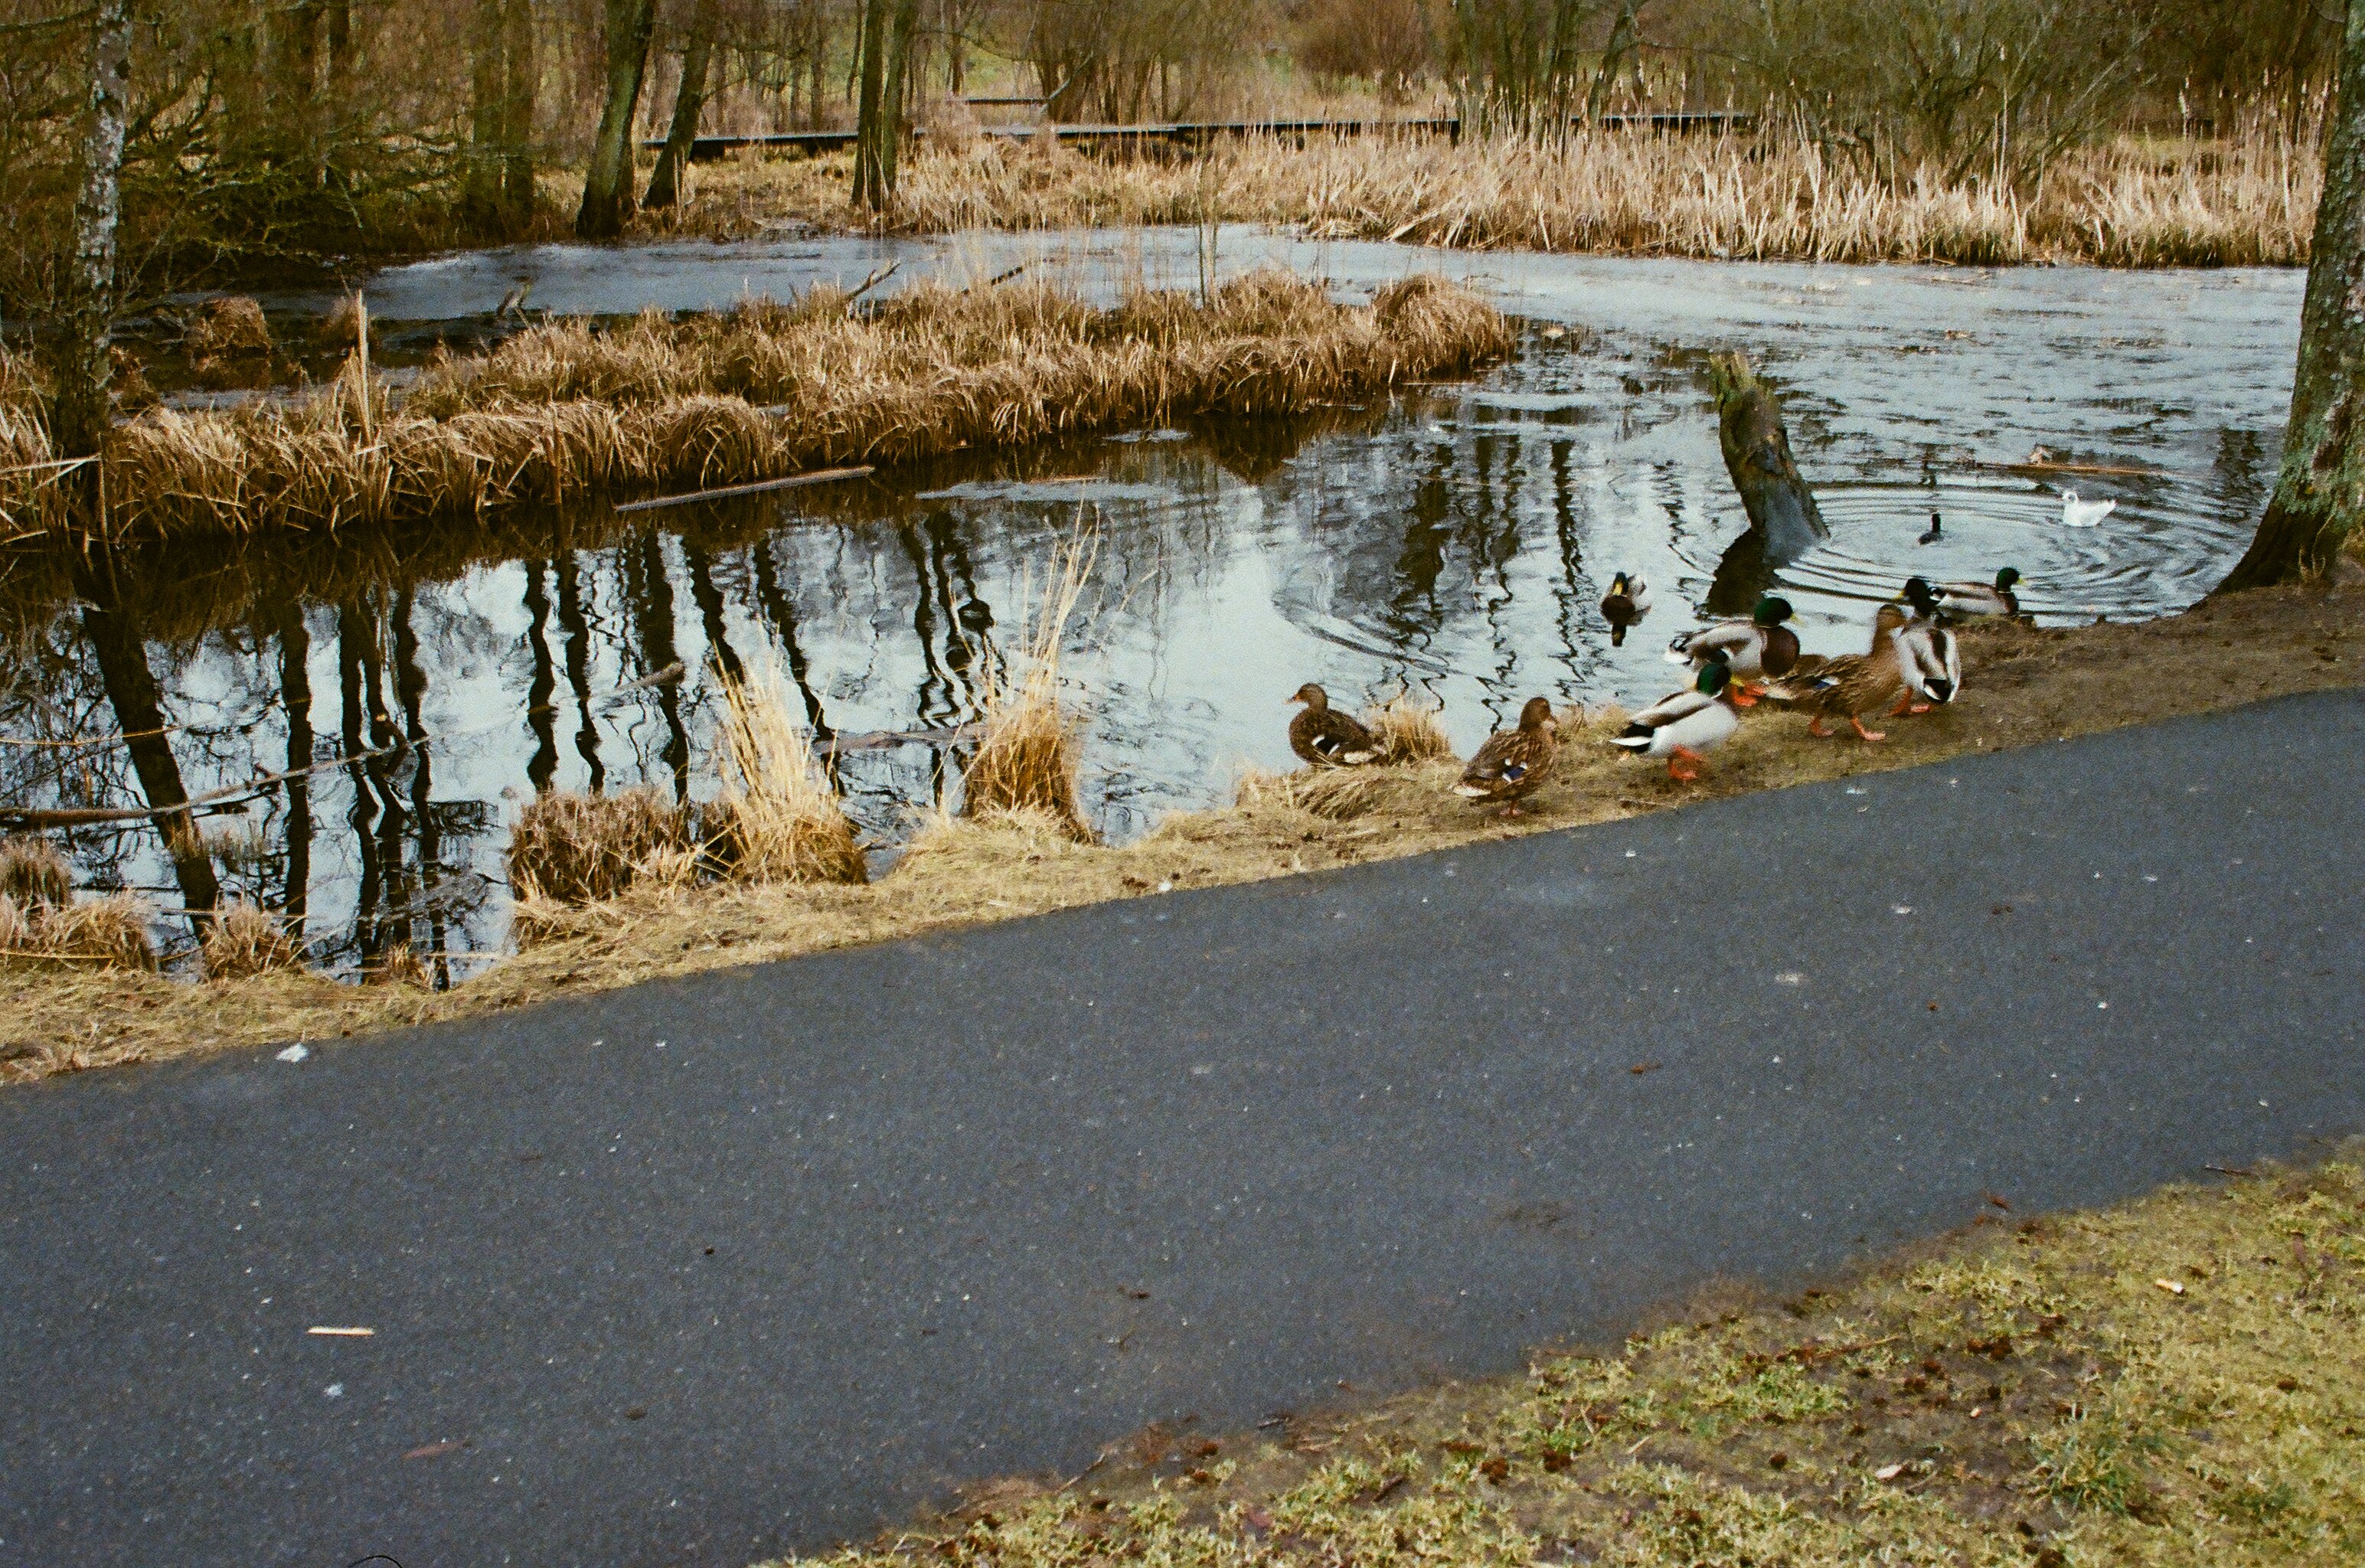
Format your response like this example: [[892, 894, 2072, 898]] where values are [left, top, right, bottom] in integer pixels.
[[5, 234, 2301, 978]]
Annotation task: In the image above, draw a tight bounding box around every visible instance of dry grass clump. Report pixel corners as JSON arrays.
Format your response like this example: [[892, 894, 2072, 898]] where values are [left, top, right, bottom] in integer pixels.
[[763, 1151, 2365, 1568], [201, 901, 302, 981], [65, 270, 1505, 544], [4, 892, 158, 971], [703, 665, 867, 885], [506, 786, 698, 907], [1364, 691, 1457, 764], [1233, 764, 1399, 821], [671, 126, 2318, 268], [962, 535, 1096, 841], [0, 835, 71, 910], [186, 296, 277, 390]]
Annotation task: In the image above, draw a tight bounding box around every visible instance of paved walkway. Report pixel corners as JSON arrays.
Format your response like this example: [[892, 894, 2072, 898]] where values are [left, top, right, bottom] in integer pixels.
[[3, 693, 2361, 1567]]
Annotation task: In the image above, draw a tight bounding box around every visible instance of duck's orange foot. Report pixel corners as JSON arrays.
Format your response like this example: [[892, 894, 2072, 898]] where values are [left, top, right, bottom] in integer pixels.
[[1667, 746, 1706, 782], [1888, 693, 1914, 717], [1730, 686, 1761, 708], [1807, 716, 1834, 738], [1851, 716, 1889, 742], [1909, 701, 1933, 715]]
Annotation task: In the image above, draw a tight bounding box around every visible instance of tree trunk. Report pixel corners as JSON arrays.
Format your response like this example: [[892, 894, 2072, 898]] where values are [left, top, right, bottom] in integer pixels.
[[79, 588, 221, 916], [48, 0, 132, 483], [851, 0, 892, 210], [273, 0, 325, 180], [1708, 351, 1827, 562], [577, 0, 658, 240], [1588, 0, 1641, 122], [500, 0, 538, 231], [645, 0, 720, 211], [2219, 0, 2365, 591], [877, 0, 921, 194], [465, 0, 506, 226]]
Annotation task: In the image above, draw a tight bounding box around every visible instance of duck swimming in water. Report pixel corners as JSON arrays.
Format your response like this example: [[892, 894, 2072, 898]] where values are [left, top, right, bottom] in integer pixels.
[[1936, 566, 2021, 619], [1599, 572, 1650, 645]]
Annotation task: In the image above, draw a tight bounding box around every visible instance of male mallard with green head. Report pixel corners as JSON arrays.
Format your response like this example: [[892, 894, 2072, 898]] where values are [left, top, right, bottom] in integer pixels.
[[1287, 683, 1382, 767], [1453, 696, 1559, 813], [1665, 593, 1798, 704], [1936, 566, 2021, 619], [1759, 603, 1913, 740], [1893, 578, 1960, 715], [1599, 572, 1650, 645], [1614, 655, 1741, 781]]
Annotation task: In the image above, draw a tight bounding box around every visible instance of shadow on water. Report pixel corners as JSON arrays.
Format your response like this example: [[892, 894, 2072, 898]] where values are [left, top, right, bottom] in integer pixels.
[[2, 252, 2296, 972]]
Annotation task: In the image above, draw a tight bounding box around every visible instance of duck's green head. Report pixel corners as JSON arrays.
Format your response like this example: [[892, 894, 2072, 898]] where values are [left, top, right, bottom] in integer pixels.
[[1696, 655, 1733, 697], [1753, 594, 1794, 626], [1902, 576, 1939, 615], [1995, 566, 2022, 591]]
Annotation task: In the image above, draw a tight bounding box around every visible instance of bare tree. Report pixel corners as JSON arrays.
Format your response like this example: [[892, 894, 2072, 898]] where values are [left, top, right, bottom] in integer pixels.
[[647, 0, 723, 209], [851, 0, 919, 210], [579, 0, 660, 238], [48, 0, 132, 479], [2220, 0, 2365, 589]]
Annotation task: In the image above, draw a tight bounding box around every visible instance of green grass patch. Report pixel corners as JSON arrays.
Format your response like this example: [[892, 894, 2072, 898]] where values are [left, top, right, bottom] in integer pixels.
[[773, 1149, 2365, 1568]]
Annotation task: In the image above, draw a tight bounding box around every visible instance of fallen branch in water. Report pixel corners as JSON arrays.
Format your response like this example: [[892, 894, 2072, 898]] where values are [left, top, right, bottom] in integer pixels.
[[612, 466, 874, 514]]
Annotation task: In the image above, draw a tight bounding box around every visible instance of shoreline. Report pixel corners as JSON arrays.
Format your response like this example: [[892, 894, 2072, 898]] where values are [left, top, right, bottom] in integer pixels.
[[5, 577, 2360, 1085]]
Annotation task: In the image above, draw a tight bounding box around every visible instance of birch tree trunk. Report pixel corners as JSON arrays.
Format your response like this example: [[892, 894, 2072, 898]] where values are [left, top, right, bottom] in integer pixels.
[[645, 0, 720, 211], [2220, 0, 2365, 590], [577, 0, 658, 240], [49, 0, 132, 477]]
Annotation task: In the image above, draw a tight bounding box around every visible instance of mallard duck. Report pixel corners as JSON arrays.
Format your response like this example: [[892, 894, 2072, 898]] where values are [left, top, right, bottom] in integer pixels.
[[1287, 683, 1381, 767], [1613, 656, 1741, 781], [1759, 603, 1912, 741], [1918, 511, 1943, 545], [1453, 696, 1560, 813], [1936, 566, 2020, 619], [1889, 579, 1957, 716], [1599, 572, 1650, 645], [1665, 594, 1798, 704]]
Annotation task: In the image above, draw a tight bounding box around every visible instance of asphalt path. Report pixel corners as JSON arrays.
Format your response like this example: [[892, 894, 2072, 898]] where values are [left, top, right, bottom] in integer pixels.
[[4, 692, 2362, 1568]]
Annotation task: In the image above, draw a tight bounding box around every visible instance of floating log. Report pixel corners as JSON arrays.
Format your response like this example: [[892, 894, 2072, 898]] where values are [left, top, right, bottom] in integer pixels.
[[612, 466, 875, 514]]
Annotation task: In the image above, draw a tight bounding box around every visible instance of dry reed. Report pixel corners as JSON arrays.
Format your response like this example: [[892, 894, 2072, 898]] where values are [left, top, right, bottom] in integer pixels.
[[201, 901, 302, 981], [703, 664, 867, 885], [5, 892, 159, 970], [961, 534, 1096, 841], [1364, 691, 1457, 764], [0, 836, 71, 910], [0, 271, 1507, 542], [665, 126, 2318, 270], [507, 786, 698, 906]]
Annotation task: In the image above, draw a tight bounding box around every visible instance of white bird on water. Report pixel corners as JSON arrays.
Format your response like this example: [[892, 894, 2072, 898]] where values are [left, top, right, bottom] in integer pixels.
[[2060, 490, 2116, 528]]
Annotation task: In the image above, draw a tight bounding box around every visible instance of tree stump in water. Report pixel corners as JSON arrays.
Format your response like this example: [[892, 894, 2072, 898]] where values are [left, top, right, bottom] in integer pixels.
[[1710, 351, 1828, 563]]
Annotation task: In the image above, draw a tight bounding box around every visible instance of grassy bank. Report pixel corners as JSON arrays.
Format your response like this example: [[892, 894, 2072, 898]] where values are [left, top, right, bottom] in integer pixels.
[[2, 578, 2360, 1083], [766, 1149, 2365, 1568], [0, 271, 1508, 544], [646, 127, 2318, 268]]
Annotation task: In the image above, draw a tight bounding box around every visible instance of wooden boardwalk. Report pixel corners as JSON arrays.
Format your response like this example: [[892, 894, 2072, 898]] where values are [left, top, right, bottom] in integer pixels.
[[651, 111, 1756, 162]]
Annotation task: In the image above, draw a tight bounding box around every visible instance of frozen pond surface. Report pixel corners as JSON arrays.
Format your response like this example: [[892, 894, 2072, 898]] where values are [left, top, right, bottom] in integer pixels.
[[9, 234, 2301, 974]]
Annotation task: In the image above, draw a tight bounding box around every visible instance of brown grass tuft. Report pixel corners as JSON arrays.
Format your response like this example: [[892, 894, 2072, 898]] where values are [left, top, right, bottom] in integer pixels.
[[65, 271, 1505, 544], [201, 901, 302, 981], [0, 836, 71, 910], [679, 126, 2317, 269], [364, 941, 431, 986], [702, 664, 867, 885], [962, 534, 1096, 841], [1365, 691, 1458, 764], [17, 893, 158, 971], [507, 786, 698, 906], [186, 297, 273, 361]]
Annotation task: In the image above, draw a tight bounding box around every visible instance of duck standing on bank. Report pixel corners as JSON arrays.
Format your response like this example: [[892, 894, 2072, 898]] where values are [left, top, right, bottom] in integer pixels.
[[1937, 566, 2022, 619], [1894, 578, 1960, 714], [1453, 697, 1560, 815], [1665, 593, 1799, 704], [1599, 572, 1650, 645], [1613, 656, 1741, 782], [1759, 603, 1913, 741], [1286, 683, 1382, 767]]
